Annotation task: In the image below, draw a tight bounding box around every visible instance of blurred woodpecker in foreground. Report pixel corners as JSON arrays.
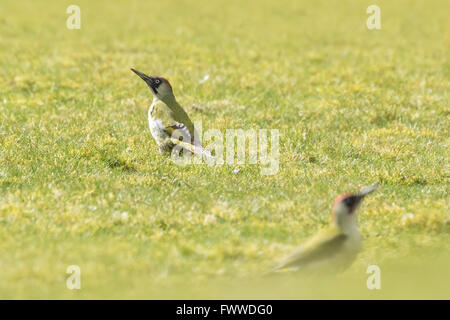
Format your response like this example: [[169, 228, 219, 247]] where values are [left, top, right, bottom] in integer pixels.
[[131, 68, 211, 158], [269, 184, 377, 274]]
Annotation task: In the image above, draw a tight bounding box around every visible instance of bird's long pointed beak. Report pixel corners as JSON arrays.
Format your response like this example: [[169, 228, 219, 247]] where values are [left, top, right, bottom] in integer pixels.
[[131, 68, 154, 86], [358, 183, 378, 198]]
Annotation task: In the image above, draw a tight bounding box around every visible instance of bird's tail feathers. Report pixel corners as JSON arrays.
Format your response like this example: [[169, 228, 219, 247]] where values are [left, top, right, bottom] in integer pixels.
[[169, 138, 214, 158]]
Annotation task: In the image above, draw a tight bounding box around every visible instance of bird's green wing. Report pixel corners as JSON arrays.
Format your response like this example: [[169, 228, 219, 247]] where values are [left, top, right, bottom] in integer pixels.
[[152, 100, 192, 141], [168, 138, 213, 158], [151, 100, 211, 157], [274, 228, 348, 271]]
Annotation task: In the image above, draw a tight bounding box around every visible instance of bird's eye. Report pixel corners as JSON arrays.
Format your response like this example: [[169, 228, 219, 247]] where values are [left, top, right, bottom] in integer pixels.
[[345, 197, 355, 206], [155, 79, 161, 84]]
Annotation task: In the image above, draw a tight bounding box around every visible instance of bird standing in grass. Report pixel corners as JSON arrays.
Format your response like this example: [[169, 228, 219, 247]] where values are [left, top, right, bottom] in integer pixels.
[[270, 184, 377, 274], [131, 68, 211, 158]]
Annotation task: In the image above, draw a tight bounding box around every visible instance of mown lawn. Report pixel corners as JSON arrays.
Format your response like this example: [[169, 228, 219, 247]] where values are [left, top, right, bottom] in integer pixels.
[[0, 0, 448, 299]]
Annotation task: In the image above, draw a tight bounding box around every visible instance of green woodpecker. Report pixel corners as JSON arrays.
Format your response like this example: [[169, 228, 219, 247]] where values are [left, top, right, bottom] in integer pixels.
[[270, 184, 377, 274], [131, 68, 211, 157]]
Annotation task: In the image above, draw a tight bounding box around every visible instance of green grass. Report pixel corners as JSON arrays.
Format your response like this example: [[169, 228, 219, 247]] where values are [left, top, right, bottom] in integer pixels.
[[0, 0, 449, 299]]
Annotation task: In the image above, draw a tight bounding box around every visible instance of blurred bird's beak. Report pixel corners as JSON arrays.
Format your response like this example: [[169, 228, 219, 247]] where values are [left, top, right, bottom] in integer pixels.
[[358, 184, 378, 198], [131, 68, 155, 86]]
